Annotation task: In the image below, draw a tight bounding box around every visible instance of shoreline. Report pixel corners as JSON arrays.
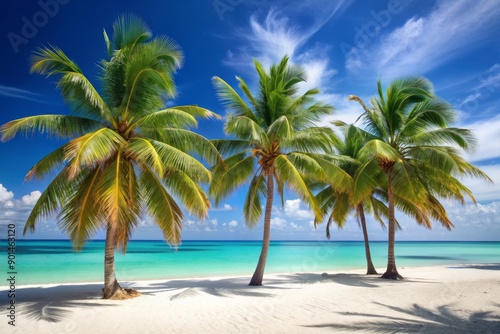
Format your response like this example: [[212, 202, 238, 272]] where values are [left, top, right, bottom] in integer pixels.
[[6, 239, 500, 286], [4, 261, 499, 288], [2, 263, 499, 333], [4, 261, 499, 289]]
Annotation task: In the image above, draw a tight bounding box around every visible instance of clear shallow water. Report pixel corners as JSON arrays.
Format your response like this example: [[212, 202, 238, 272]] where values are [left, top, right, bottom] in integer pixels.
[[1, 240, 499, 285]]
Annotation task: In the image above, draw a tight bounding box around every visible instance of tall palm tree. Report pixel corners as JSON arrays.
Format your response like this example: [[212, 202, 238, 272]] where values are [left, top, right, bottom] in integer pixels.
[[210, 56, 351, 285], [350, 77, 492, 279], [316, 123, 388, 275], [0, 15, 220, 299]]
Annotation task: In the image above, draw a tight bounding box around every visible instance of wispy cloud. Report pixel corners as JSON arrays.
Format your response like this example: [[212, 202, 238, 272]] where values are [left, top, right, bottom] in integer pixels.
[[224, 0, 353, 99], [0, 85, 52, 104], [346, 0, 500, 80], [463, 114, 500, 163], [460, 64, 500, 106]]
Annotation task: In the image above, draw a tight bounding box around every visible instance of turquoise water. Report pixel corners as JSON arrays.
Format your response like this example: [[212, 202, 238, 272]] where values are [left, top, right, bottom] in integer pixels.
[[1, 240, 499, 285]]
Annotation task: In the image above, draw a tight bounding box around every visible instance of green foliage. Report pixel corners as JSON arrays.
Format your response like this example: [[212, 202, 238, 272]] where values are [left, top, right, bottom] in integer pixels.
[[353, 76, 492, 231], [0, 15, 219, 251], [211, 55, 341, 227]]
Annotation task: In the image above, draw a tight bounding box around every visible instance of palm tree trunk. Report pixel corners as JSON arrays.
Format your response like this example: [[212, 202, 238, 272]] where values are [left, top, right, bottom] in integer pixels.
[[381, 172, 403, 279], [102, 223, 141, 299], [358, 204, 378, 275], [103, 222, 121, 298], [249, 172, 274, 286]]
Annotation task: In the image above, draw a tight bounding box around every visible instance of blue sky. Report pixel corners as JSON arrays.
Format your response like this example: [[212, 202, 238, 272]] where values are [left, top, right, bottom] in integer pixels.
[[1, 0, 499, 242]]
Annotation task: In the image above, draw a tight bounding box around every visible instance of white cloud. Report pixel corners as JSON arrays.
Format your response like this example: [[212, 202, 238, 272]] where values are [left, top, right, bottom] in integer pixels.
[[444, 201, 500, 230], [346, 0, 500, 80], [0, 184, 14, 202], [284, 199, 314, 219], [289, 222, 304, 232], [270, 216, 308, 232], [0, 185, 43, 226], [223, 2, 352, 107], [210, 203, 234, 211], [459, 164, 500, 202], [222, 220, 239, 232], [271, 217, 287, 230], [22, 191, 41, 206], [462, 114, 500, 163], [203, 219, 218, 232]]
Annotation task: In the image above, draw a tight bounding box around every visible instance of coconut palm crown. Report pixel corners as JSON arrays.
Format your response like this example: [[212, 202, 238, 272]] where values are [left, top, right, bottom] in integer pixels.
[[316, 123, 389, 275], [210, 56, 351, 285], [0, 15, 220, 299], [350, 77, 492, 279]]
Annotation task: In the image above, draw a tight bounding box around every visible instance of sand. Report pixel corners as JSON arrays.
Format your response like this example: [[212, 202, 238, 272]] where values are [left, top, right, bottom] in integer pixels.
[[1, 264, 499, 333]]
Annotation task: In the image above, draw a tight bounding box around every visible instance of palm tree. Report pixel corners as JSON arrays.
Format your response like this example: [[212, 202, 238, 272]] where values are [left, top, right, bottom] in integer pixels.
[[0, 15, 220, 299], [210, 56, 351, 285], [350, 77, 492, 279], [316, 123, 388, 275]]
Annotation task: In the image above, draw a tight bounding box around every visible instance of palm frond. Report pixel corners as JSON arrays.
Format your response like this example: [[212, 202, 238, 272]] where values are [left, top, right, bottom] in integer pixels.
[[31, 46, 110, 121], [267, 115, 292, 141], [142, 128, 222, 166], [96, 153, 140, 237], [122, 37, 183, 119], [225, 115, 270, 146], [139, 165, 183, 245], [163, 169, 210, 219], [24, 167, 74, 235], [0, 115, 102, 142], [243, 174, 267, 227], [237, 76, 259, 110], [125, 138, 165, 176], [25, 144, 67, 180], [211, 139, 251, 156], [274, 155, 322, 221], [410, 128, 477, 152], [135, 107, 199, 129], [58, 167, 104, 249], [65, 128, 126, 179], [110, 14, 152, 50], [212, 76, 257, 121], [352, 160, 383, 204], [140, 139, 211, 183], [210, 154, 255, 205], [391, 161, 427, 203], [281, 127, 340, 153], [358, 139, 400, 162]]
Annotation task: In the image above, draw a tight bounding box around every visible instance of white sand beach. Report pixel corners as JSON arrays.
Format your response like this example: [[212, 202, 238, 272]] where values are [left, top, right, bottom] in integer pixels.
[[2, 264, 499, 333]]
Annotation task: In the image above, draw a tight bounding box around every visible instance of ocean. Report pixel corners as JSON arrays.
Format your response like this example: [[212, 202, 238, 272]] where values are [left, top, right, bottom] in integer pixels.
[[1, 240, 499, 285]]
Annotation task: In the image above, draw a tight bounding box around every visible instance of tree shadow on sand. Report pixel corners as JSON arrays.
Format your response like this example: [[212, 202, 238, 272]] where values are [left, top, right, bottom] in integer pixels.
[[136, 276, 286, 300], [16, 283, 116, 323], [304, 302, 500, 333], [133, 271, 434, 300]]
